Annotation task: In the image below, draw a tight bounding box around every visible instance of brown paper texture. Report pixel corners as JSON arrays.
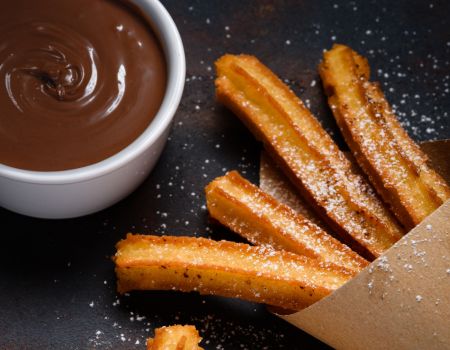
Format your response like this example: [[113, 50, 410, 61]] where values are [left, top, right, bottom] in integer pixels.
[[260, 140, 450, 350]]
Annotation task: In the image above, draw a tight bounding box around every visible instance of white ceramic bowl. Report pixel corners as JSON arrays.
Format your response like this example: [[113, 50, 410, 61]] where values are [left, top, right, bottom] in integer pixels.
[[0, 0, 185, 219]]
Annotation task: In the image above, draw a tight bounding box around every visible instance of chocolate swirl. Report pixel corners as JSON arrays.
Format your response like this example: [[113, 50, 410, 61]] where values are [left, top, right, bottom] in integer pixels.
[[0, 0, 166, 171], [3, 22, 98, 108]]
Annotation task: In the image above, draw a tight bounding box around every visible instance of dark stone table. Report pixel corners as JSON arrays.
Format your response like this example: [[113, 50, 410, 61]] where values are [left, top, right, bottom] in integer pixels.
[[1, 0, 449, 348]]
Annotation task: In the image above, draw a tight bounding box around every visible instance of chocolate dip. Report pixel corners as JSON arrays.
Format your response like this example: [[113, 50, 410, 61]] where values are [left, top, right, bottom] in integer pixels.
[[0, 0, 166, 171]]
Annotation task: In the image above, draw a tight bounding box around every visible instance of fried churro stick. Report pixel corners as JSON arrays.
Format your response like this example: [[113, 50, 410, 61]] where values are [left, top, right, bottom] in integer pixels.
[[115, 234, 353, 310], [260, 151, 327, 230], [215, 54, 404, 260], [205, 171, 368, 273], [147, 325, 203, 350], [319, 44, 450, 230]]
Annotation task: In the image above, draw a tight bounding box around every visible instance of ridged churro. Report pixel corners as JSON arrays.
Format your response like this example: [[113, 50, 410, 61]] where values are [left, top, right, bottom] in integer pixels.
[[205, 170, 368, 273], [147, 325, 203, 350], [114, 234, 353, 310], [319, 44, 450, 230], [260, 151, 327, 230], [215, 54, 404, 259]]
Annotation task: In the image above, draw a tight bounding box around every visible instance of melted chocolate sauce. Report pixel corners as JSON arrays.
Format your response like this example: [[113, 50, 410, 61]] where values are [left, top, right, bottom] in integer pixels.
[[0, 0, 167, 171]]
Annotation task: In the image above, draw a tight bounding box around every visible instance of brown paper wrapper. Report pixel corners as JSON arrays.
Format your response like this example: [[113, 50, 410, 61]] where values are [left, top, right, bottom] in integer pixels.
[[260, 140, 450, 350]]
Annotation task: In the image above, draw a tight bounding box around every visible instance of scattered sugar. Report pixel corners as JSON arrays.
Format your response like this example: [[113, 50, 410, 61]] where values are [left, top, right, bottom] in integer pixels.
[[367, 280, 373, 293], [376, 256, 391, 272], [403, 263, 413, 272], [416, 295, 423, 302]]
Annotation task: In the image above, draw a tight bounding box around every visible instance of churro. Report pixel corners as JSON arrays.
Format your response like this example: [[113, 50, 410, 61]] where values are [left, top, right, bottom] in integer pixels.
[[215, 54, 404, 259], [319, 44, 450, 229], [260, 151, 326, 230], [147, 325, 203, 350], [205, 170, 368, 273], [114, 234, 353, 310]]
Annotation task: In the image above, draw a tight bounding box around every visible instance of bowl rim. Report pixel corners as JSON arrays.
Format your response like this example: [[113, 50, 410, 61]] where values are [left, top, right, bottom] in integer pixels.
[[0, 0, 185, 185]]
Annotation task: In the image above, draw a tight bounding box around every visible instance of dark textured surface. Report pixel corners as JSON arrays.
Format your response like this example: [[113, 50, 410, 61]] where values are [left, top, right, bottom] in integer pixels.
[[1, 0, 449, 349]]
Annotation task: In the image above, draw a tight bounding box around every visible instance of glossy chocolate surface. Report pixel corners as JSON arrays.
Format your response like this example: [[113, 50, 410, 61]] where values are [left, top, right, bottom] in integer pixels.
[[0, 0, 166, 171]]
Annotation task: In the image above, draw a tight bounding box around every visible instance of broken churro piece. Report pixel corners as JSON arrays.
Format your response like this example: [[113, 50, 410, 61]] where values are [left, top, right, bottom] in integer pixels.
[[319, 44, 450, 230], [215, 54, 404, 260], [147, 325, 203, 350], [114, 234, 353, 310], [205, 170, 368, 273]]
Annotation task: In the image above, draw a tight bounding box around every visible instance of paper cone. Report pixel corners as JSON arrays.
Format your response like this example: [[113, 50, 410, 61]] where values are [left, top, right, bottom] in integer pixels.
[[260, 140, 450, 350]]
